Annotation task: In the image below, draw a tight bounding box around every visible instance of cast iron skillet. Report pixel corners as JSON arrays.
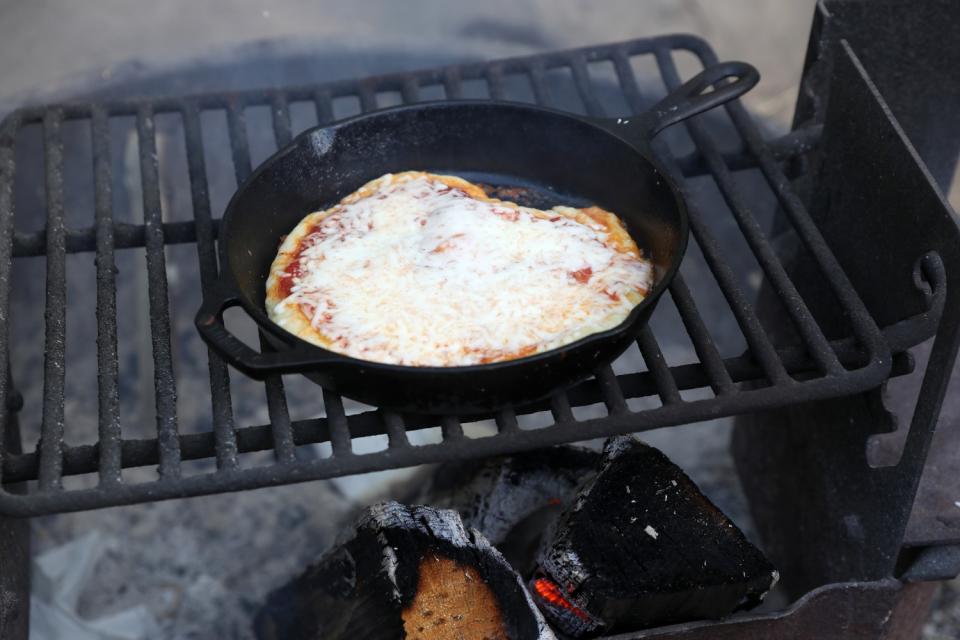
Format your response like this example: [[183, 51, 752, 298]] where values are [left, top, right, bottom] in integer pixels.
[[196, 61, 759, 414]]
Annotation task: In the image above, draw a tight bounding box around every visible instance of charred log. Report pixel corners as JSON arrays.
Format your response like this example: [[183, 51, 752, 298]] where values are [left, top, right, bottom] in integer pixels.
[[255, 501, 555, 640], [419, 446, 599, 574], [531, 437, 778, 637]]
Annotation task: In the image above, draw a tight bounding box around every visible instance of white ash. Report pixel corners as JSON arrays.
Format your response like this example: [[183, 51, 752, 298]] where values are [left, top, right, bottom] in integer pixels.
[[32, 482, 350, 640], [378, 533, 400, 600], [357, 502, 474, 548]]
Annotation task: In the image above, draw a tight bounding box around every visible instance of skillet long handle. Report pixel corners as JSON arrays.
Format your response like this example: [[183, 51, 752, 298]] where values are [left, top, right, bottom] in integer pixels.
[[195, 285, 336, 377], [616, 61, 759, 141]]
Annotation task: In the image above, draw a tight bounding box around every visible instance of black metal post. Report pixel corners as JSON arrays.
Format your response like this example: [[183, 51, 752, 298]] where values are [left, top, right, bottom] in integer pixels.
[[795, 0, 960, 193], [0, 402, 29, 640], [735, 21, 960, 601]]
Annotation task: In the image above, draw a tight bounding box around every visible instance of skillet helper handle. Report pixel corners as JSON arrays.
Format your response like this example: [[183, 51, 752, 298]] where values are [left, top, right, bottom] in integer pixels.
[[195, 285, 327, 378], [636, 61, 759, 138]]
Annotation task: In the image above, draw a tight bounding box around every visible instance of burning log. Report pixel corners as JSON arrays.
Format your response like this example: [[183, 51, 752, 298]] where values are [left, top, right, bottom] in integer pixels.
[[255, 502, 555, 640], [418, 447, 599, 574], [531, 437, 778, 637]]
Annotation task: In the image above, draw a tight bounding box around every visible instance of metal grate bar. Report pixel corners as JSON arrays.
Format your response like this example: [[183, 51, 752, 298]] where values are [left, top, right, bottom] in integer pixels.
[[271, 94, 293, 145], [321, 389, 351, 456], [400, 78, 420, 104], [636, 326, 682, 405], [495, 409, 519, 433], [698, 144, 842, 374], [559, 49, 726, 403], [225, 102, 253, 180], [0, 114, 17, 488], [4, 344, 917, 484], [570, 55, 606, 117], [655, 51, 843, 377], [137, 105, 182, 478], [314, 89, 334, 124], [550, 391, 575, 423], [616, 50, 761, 184], [679, 201, 791, 385], [261, 348, 295, 463], [13, 220, 206, 257], [382, 410, 409, 448], [358, 83, 378, 112], [264, 101, 298, 463], [651, 48, 791, 385], [37, 110, 67, 491], [652, 56, 790, 385], [668, 275, 736, 394], [607, 50, 738, 394], [527, 61, 552, 104], [595, 365, 628, 414], [182, 104, 239, 471], [91, 107, 123, 484], [727, 99, 885, 357], [575, 50, 760, 395], [0, 40, 670, 124], [611, 51, 644, 110], [441, 415, 464, 440], [0, 38, 832, 128], [271, 94, 294, 160], [486, 64, 506, 100], [226, 100, 297, 465], [443, 67, 463, 99]]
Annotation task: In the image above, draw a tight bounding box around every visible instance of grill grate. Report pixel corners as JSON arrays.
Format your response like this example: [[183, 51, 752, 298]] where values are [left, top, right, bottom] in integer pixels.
[[0, 35, 942, 516]]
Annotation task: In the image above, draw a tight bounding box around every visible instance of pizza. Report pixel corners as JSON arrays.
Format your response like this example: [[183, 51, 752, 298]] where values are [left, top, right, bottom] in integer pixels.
[[265, 171, 653, 367]]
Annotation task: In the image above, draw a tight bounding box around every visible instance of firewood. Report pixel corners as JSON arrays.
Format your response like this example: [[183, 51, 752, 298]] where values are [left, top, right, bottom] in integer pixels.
[[531, 436, 779, 637], [254, 502, 556, 640], [418, 447, 599, 574]]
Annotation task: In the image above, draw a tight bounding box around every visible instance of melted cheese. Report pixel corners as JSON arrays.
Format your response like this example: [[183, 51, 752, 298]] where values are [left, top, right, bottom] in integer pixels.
[[266, 172, 653, 366]]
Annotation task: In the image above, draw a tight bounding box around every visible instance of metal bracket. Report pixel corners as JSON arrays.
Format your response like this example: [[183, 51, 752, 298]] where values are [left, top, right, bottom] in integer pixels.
[[734, 34, 960, 596]]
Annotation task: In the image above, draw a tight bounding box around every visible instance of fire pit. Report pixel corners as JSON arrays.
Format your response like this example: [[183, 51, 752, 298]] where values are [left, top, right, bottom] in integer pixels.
[[1, 1, 959, 637]]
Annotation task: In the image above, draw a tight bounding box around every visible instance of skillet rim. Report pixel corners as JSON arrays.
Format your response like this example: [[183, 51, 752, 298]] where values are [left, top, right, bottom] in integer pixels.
[[214, 99, 690, 375]]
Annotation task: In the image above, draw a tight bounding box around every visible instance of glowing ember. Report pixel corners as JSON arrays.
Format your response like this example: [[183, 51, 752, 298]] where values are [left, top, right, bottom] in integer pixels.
[[533, 578, 592, 621]]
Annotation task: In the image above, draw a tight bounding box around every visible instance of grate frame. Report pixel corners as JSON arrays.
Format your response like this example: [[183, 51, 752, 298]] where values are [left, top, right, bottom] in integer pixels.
[[0, 34, 943, 516]]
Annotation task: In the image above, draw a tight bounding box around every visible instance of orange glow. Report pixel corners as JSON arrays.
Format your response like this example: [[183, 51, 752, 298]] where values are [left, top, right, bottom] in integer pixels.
[[533, 578, 592, 621]]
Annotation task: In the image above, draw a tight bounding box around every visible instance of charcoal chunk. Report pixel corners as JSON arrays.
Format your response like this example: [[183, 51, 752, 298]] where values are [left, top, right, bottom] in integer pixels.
[[255, 501, 555, 640], [531, 437, 778, 637]]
